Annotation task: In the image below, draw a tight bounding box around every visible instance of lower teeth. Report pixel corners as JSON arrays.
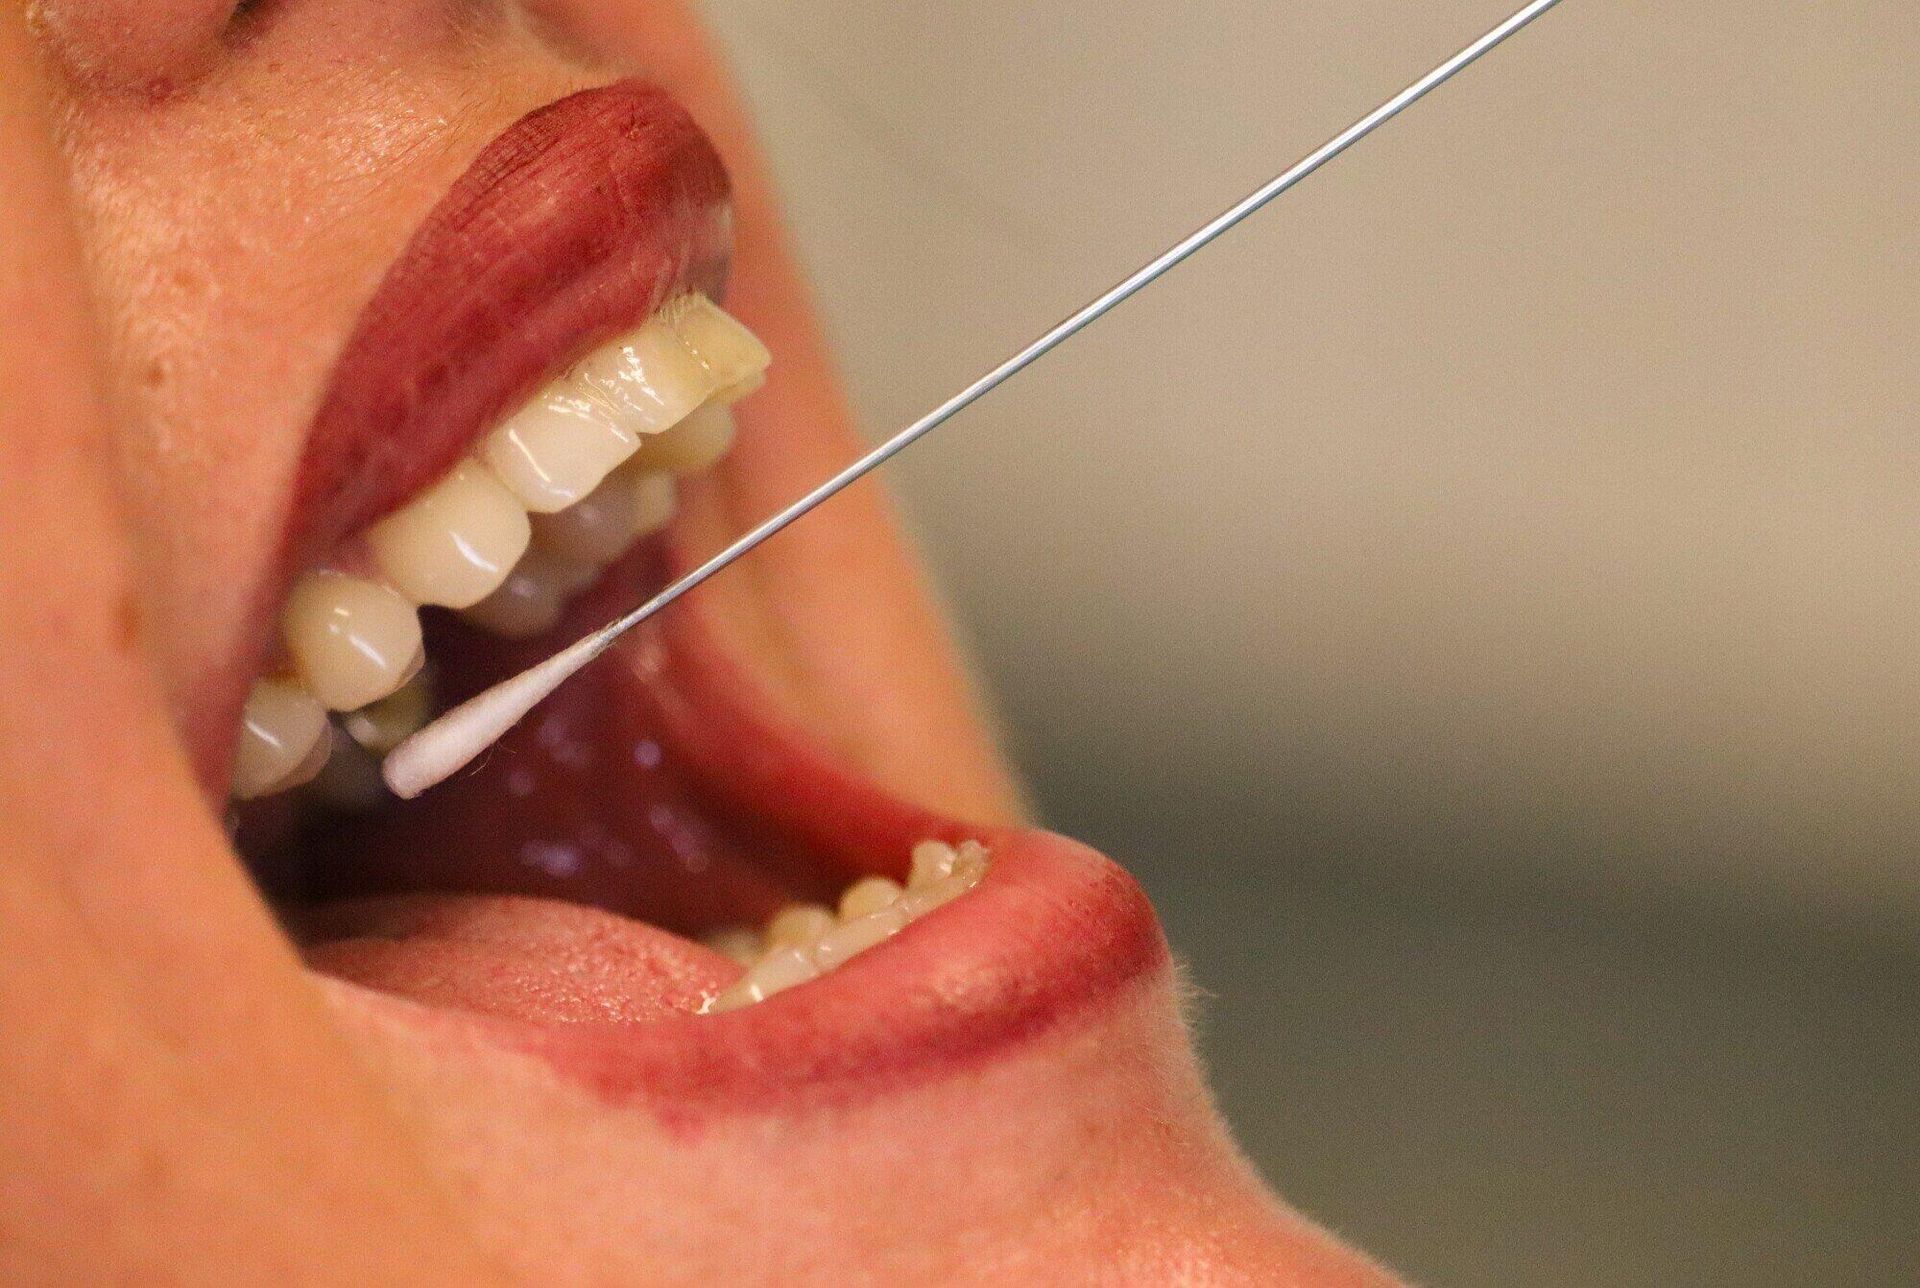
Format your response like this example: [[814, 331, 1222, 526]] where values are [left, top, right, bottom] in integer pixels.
[[701, 840, 989, 1012]]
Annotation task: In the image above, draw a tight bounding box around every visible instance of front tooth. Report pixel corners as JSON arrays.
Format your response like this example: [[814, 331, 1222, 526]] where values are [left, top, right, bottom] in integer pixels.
[[838, 876, 903, 921], [708, 944, 820, 1012], [365, 460, 530, 608], [342, 665, 434, 754], [481, 390, 640, 514], [459, 547, 597, 639], [633, 401, 735, 476], [669, 294, 772, 395], [528, 466, 675, 566], [231, 678, 329, 799], [766, 903, 835, 949], [282, 572, 423, 711], [574, 310, 720, 434]]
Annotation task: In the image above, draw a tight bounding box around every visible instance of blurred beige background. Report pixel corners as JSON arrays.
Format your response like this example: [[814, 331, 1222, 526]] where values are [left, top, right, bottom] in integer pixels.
[[702, 2, 1916, 1283]]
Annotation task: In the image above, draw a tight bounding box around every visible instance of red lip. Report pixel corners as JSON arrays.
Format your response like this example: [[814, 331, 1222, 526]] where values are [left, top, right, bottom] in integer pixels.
[[289, 80, 731, 572]]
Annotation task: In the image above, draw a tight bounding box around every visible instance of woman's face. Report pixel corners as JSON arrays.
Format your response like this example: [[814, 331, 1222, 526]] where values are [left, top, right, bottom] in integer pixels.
[[4, 2, 1390, 1280]]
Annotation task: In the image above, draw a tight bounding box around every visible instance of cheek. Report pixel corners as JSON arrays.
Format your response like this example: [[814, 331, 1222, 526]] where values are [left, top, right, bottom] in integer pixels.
[[35, 0, 242, 88], [53, 25, 593, 735]]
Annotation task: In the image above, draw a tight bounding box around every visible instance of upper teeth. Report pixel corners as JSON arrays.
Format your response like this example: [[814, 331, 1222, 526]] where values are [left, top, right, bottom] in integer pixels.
[[231, 293, 768, 802]]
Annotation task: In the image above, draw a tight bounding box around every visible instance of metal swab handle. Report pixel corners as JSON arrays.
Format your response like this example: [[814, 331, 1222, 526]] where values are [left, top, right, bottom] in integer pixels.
[[383, 0, 1569, 799]]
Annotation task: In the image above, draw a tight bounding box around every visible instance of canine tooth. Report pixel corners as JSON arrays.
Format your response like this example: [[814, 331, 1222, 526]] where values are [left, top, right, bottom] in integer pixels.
[[811, 903, 912, 973], [702, 926, 764, 965], [459, 548, 595, 639], [839, 876, 903, 922], [306, 725, 389, 812], [282, 572, 423, 711], [528, 467, 675, 566], [766, 903, 835, 949], [365, 460, 530, 609], [574, 310, 718, 435], [481, 390, 640, 514], [908, 840, 958, 888], [669, 294, 771, 395], [342, 666, 434, 754], [709, 945, 819, 1012], [231, 678, 329, 800], [633, 401, 734, 477]]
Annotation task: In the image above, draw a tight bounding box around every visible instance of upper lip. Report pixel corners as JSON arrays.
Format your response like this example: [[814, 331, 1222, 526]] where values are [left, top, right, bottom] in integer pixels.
[[286, 79, 733, 578]]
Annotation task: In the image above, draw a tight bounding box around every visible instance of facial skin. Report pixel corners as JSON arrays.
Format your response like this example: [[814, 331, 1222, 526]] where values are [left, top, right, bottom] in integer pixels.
[[0, 2, 1396, 1282]]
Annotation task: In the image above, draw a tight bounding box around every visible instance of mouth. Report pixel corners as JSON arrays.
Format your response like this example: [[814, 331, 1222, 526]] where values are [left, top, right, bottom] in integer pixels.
[[227, 81, 1163, 1105]]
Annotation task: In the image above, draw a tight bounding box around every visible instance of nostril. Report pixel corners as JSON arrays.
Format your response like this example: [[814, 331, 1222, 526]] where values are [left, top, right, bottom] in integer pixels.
[[32, 0, 249, 90]]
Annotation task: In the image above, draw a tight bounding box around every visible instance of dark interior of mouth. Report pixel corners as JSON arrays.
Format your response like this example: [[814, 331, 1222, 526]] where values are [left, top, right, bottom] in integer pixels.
[[236, 536, 863, 956]]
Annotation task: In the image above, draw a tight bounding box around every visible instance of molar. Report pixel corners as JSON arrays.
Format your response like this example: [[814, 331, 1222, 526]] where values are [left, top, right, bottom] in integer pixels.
[[702, 926, 765, 965], [306, 725, 389, 812], [231, 678, 329, 800], [527, 465, 675, 566], [632, 401, 735, 476], [341, 665, 435, 754], [281, 572, 424, 711], [460, 547, 598, 640], [838, 876, 903, 922], [365, 460, 531, 608], [711, 944, 820, 1011], [481, 390, 640, 514], [765, 903, 835, 948]]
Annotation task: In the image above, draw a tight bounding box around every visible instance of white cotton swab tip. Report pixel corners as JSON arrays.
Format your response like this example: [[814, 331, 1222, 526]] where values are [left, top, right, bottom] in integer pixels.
[[381, 631, 611, 799]]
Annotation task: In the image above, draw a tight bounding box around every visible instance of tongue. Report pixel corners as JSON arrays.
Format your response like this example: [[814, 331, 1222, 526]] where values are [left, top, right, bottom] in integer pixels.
[[296, 893, 738, 1023]]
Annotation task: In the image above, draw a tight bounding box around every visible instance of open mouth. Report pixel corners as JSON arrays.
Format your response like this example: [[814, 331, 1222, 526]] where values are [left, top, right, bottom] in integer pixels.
[[225, 81, 1162, 1102]]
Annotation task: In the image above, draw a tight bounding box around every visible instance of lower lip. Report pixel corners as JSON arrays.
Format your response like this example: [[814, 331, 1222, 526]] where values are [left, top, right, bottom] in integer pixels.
[[332, 826, 1166, 1116]]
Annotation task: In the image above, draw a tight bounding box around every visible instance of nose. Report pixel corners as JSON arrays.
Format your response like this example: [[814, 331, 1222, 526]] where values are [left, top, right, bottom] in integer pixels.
[[36, 0, 512, 94]]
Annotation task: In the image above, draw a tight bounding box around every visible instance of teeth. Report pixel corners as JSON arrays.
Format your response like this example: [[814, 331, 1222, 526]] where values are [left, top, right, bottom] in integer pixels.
[[231, 678, 330, 799], [705, 841, 989, 1013], [528, 466, 675, 566], [716, 944, 821, 1010], [573, 309, 721, 434], [459, 547, 598, 639], [365, 460, 531, 608], [281, 572, 424, 711], [668, 294, 772, 399], [811, 902, 912, 973], [341, 665, 435, 754], [246, 293, 767, 783], [480, 391, 640, 514], [632, 401, 735, 477], [838, 876, 903, 921], [702, 926, 765, 965], [909, 838, 988, 888], [305, 724, 390, 812], [765, 903, 836, 948]]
